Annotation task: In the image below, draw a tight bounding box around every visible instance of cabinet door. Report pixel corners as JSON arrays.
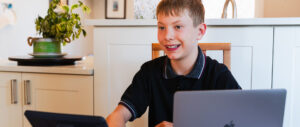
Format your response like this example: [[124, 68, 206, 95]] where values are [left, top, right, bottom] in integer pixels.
[[94, 27, 157, 127], [0, 72, 22, 127], [273, 26, 300, 127], [201, 26, 274, 89], [21, 73, 93, 127]]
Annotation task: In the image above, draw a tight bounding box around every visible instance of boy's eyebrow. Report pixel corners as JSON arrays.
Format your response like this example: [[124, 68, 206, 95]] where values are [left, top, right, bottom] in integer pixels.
[[157, 20, 183, 25], [172, 20, 182, 24], [157, 22, 164, 25]]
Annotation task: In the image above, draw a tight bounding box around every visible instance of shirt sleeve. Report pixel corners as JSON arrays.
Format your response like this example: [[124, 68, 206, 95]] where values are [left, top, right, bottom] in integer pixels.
[[119, 64, 150, 121], [216, 65, 242, 89]]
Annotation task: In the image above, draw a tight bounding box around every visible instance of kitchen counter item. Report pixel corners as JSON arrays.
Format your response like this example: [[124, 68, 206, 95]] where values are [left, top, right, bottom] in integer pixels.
[[8, 56, 82, 66], [0, 56, 93, 75]]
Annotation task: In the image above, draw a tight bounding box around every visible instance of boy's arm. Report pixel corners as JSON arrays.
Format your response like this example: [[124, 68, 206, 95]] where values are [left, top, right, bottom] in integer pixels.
[[106, 104, 132, 127]]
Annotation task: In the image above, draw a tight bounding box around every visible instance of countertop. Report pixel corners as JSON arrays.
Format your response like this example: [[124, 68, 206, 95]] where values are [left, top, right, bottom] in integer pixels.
[[85, 18, 300, 26], [0, 56, 94, 75]]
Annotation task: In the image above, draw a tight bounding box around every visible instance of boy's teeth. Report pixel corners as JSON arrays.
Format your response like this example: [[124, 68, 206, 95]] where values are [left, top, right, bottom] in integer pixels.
[[167, 45, 179, 48]]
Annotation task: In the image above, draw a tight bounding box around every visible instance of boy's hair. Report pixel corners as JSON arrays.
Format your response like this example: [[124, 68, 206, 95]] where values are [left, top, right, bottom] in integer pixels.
[[156, 0, 205, 27]]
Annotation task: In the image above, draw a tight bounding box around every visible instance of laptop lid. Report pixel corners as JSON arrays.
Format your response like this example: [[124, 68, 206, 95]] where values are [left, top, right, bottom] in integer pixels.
[[173, 89, 286, 127], [25, 110, 108, 127]]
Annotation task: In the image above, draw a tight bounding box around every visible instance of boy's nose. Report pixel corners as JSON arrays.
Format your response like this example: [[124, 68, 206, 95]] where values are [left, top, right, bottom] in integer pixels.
[[165, 29, 175, 41]]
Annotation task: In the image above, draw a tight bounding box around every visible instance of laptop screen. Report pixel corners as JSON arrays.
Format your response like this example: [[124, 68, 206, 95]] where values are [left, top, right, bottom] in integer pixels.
[[25, 110, 108, 127]]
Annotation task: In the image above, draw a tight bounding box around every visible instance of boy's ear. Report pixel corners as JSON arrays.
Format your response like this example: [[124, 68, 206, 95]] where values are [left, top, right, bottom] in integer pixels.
[[196, 23, 207, 40]]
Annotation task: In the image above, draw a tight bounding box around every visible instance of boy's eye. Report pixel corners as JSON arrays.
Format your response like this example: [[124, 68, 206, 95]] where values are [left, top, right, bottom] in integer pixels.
[[175, 25, 181, 29], [158, 26, 165, 30]]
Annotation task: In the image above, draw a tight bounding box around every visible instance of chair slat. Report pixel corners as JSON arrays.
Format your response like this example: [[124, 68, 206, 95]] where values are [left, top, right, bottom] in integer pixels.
[[152, 43, 231, 70]]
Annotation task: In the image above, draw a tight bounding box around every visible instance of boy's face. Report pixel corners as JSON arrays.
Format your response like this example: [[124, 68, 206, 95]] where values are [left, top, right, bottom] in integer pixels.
[[157, 10, 206, 61]]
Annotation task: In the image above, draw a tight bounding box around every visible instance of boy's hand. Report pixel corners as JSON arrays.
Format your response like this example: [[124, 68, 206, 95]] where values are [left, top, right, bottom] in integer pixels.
[[155, 121, 173, 127]]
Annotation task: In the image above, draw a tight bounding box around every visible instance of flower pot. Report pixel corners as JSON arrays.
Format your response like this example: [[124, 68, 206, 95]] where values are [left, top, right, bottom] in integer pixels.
[[27, 37, 63, 58]]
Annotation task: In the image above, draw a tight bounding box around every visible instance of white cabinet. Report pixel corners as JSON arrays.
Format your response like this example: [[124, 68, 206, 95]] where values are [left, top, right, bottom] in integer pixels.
[[0, 72, 22, 127], [0, 72, 93, 127], [201, 26, 274, 89], [91, 20, 300, 127], [273, 26, 300, 127], [94, 27, 155, 127]]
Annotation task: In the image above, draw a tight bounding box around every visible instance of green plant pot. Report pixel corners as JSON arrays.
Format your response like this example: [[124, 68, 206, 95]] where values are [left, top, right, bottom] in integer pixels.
[[28, 37, 62, 58], [33, 38, 61, 54]]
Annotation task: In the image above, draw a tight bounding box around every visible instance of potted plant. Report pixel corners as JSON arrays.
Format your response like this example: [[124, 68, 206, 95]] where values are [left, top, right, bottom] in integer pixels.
[[27, 0, 90, 57]]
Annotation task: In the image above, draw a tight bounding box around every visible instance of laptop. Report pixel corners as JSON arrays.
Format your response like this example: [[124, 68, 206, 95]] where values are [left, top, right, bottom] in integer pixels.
[[25, 110, 108, 127], [173, 89, 286, 127]]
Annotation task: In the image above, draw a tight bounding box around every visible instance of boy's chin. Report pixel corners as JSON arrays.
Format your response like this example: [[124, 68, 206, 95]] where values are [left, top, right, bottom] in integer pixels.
[[167, 55, 181, 60]]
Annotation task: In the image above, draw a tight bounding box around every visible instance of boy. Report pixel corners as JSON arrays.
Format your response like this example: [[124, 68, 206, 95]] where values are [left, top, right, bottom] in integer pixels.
[[106, 0, 241, 127]]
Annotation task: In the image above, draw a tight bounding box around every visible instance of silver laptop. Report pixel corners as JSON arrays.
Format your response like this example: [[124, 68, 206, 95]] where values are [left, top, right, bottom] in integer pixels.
[[173, 89, 286, 127]]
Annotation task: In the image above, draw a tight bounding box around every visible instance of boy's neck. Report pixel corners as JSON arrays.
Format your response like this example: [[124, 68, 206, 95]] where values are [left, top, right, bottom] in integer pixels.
[[170, 46, 199, 76]]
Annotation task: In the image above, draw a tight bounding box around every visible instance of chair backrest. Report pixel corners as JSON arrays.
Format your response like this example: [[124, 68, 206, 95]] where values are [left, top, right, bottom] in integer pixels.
[[152, 43, 231, 69]]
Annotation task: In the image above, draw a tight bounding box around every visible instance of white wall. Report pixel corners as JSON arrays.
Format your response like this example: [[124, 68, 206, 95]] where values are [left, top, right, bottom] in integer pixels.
[[63, 0, 134, 57], [0, 0, 94, 59], [63, 0, 94, 56], [254, 0, 264, 18], [255, 0, 300, 18], [0, 0, 135, 59], [0, 0, 47, 59], [203, 0, 255, 19], [3, 0, 299, 59], [264, 0, 300, 17], [90, 0, 105, 19]]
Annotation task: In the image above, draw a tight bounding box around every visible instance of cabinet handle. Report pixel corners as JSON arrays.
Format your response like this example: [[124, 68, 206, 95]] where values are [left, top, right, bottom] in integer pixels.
[[11, 79, 18, 104], [24, 80, 31, 105]]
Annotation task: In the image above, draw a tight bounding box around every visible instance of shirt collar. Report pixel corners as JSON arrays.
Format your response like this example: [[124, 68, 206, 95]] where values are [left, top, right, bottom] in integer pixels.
[[163, 46, 206, 79]]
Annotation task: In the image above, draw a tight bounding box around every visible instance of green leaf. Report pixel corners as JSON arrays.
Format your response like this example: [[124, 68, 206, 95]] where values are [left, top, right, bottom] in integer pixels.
[[35, 0, 90, 44], [57, 24, 62, 31], [62, 6, 69, 13], [82, 29, 86, 36], [63, 41, 67, 46], [82, 6, 91, 14], [71, 4, 79, 11], [78, 1, 83, 6], [75, 24, 80, 29], [78, 29, 82, 37]]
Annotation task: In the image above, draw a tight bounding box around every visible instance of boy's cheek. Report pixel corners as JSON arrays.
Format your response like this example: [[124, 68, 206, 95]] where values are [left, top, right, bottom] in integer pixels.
[[157, 34, 164, 42]]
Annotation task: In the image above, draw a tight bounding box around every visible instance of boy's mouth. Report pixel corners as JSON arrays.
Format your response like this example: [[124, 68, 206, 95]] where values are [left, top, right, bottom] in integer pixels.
[[165, 44, 181, 51]]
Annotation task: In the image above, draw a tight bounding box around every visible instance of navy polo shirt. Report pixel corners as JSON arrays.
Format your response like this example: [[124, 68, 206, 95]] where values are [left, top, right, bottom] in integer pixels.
[[119, 47, 241, 127]]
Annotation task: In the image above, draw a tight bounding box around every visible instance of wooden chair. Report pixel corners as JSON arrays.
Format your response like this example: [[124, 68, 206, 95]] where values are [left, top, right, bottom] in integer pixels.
[[152, 43, 231, 69]]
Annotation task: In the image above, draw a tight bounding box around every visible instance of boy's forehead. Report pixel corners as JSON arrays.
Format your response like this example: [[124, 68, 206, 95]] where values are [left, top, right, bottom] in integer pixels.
[[157, 9, 188, 17], [157, 10, 192, 23]]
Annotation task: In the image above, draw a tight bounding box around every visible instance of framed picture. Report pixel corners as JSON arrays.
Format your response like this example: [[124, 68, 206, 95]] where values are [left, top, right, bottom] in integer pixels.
[[105, 0, 126, 19]]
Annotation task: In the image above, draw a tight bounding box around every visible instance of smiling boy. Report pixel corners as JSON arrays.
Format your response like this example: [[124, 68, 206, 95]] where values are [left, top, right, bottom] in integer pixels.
[[106, 0, 241, 127]]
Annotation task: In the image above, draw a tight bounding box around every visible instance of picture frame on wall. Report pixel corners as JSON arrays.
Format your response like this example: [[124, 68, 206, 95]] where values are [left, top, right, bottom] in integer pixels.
[[105, 0, 126, 19]]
